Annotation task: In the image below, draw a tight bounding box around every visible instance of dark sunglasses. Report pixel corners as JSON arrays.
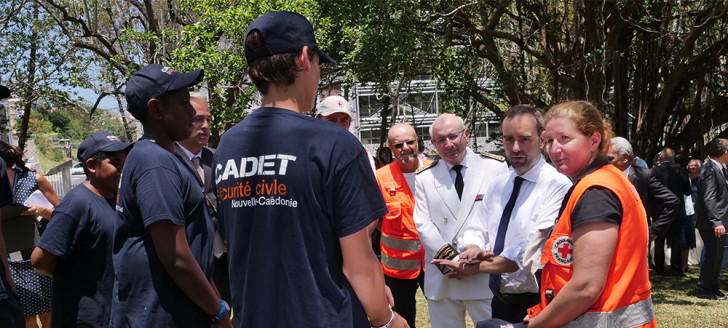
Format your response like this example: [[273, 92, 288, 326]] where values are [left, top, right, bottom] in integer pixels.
[[392, 139, 416, 149]]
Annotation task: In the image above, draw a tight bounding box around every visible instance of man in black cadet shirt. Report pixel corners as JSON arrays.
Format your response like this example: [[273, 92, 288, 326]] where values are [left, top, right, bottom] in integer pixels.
[[0, 84, 24, 327], [111, 65, 232, 327], [214, 11, 408, 328]]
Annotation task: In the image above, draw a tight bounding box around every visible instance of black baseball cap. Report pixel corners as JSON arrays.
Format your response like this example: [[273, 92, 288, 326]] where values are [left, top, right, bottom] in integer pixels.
[[78, 132, 133, 162], [0, 85, 9, 99], [244, 11, 336, 65], [125, 64, 204, 120]]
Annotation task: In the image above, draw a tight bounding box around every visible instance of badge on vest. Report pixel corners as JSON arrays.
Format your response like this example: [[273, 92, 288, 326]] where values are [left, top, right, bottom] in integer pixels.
[[475, 194, 484, 201], [552, 236, 574, 265]]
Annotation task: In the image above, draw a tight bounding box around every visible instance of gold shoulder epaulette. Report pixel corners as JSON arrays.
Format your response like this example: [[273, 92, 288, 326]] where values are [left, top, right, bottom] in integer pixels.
[[416, 160, 438, 174], [480, 151, 505, 162]]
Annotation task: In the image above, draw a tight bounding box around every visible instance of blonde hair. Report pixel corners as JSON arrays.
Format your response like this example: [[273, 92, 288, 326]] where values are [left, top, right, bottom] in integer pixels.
[[544, 101, 612, 156]]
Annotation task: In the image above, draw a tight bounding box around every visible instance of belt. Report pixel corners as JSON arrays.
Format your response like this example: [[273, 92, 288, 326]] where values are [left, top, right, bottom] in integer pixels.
[[497, 292, 540, 305]]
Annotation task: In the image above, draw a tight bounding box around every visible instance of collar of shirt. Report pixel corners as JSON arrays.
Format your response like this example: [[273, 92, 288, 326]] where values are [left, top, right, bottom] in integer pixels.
[[622, 165, 632, 178], [444, 148, 473, 181], [709, 158, 722, 170], [513, 155, 547, 184], [176, 142, 201, 161]]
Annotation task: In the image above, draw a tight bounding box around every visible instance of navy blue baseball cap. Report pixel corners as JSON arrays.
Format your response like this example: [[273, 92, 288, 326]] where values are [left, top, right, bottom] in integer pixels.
[[0, 85, 9, 99], [78, 132, 133, 162], [125, 64, 204, 120], [244, 11, 336, 65]]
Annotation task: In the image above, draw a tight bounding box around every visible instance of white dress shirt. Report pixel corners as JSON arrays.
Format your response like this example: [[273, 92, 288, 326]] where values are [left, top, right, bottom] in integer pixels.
[[458, 156, 572, 294]]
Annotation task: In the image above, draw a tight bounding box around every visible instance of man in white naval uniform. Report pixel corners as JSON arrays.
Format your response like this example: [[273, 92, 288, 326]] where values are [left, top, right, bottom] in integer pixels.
[[414, 113, 508, 328]]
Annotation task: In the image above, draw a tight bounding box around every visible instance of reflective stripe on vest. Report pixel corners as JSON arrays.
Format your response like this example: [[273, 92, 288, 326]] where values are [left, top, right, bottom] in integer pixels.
[[381, 253, 420, 271], [560, 297, 655, 328], [381, 234, 422, 253]]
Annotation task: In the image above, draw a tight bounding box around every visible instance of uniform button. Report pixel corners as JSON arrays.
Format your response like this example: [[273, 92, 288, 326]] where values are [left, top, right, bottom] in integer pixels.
[[453, 241, 458, 245]]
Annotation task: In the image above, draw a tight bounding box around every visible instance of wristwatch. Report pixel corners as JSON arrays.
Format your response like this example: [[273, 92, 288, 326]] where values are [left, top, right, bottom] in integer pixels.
[[371, 308, 395, 328], [212, 300, 230, 322]]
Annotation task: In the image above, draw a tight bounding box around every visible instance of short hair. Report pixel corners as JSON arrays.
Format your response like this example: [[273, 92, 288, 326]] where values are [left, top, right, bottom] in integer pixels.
[[610, 137, 634, 160], [429, 115, 465, 138], [189, 89, 208, 103], [659, 147, 676, 162], [706, 138, 728, 158], [83, 151, 110, 177], [504, 105, 544, 135], [245, 30, 315, 95], [688, 158, 702, 168], [544, 101, 612, 156]]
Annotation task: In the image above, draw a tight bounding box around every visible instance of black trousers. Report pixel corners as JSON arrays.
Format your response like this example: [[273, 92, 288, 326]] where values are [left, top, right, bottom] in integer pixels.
[[654, 223, 682, 273], [491, 293, 539, 323], [384, 271, 424, 328], [699, 229, 726, 291]]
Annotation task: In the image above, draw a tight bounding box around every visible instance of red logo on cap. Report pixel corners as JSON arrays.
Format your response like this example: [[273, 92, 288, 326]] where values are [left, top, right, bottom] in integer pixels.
[[337, 101, 343, 107], [161, 67, 176, 75], [106, 135, 120, 142]]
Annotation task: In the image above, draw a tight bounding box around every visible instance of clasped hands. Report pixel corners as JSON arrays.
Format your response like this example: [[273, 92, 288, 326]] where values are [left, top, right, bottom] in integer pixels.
[[431, 245, 494, 279]]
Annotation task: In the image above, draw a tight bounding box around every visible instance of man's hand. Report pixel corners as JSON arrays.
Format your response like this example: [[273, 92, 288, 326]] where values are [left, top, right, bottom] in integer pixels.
[[715, 225, 726, 237], [214, 315, 233, 328], [431, 258, 480, 279], [458, 244, 493, 262], [385, 285, 395, 307]]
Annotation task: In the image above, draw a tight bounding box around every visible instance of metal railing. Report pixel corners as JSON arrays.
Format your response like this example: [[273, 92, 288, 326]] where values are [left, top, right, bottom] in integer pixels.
[[44, 160, 75, 199]]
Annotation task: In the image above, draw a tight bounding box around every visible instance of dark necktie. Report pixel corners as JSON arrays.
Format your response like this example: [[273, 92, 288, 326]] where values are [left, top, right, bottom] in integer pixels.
[[192, 156, 205, 184], [453, 164, 464, 200], [489, 176, 525, 295]]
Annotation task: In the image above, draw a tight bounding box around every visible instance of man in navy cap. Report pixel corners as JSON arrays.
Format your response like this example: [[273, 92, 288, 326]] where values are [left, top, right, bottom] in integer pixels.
[[31, 132, 132, 327], [111, 65, 232, 327], [0, 84, 24, 327], [214, 11, 407, 328]]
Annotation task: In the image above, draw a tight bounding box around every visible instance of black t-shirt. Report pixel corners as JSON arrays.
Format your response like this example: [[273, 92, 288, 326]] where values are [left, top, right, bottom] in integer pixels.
[[111, 140, 214, 327], [37, 183, 116, 327], [0, 157, 23, 325], [214, 107, 388, 328], [560, 158, 623, 228]]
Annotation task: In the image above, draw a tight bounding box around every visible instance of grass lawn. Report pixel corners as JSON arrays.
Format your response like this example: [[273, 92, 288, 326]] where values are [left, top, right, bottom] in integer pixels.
[[413, 266, 726, 327]]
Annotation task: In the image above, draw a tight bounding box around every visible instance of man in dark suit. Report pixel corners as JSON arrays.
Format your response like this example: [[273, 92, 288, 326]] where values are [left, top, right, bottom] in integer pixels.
[[696, 138, 728, 300], [174, 91, 229, 302], [607, 137, 679, 241], [652, 147, 692, 276]]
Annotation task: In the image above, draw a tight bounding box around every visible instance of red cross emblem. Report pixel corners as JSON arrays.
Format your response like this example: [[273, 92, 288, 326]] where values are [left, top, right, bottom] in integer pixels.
[[552, 236, 574, 265], [557, 243, 572, 258]]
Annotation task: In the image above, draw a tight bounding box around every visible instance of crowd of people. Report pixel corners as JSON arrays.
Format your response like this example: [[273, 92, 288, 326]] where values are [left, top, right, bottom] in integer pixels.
[[0, 9, 724, 328]]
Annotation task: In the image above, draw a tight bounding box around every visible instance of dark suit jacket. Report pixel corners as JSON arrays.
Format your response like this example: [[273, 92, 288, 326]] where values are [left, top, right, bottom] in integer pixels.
[[695, 160, 728, 231], [174, 144, 218, 222], [652, 161, 691, 220], [628, 165, 679, 238]]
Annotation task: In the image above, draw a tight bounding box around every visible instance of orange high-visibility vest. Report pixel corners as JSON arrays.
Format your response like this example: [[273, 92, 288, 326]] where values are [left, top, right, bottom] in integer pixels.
[[375, 161, 430, 279], [528, 165, 656, 327]]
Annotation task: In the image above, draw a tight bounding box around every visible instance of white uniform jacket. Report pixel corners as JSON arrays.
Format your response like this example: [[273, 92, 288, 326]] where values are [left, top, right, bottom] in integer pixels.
[[414, 148, 508, 300]]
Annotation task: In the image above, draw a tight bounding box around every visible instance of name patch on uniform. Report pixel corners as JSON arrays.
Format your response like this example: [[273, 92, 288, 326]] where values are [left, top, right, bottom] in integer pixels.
[[552, 236, 574, 265]]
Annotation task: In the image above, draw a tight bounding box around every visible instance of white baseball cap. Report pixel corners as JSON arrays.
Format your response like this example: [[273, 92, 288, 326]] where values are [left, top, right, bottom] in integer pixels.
[[317, 96, 352, 119]]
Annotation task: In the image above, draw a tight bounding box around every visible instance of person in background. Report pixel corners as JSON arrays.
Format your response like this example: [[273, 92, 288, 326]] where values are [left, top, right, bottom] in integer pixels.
[[695, 139, 728, 300], [31, 132, 132, 327], [0, 84, 25, 327], [375, 123, 431, 327], [174, 91, 230, 303], [0, 141, 58, 328], [316, 95, 377, 172], [652, 147, 692, 277], [482, 100, 655, 327]]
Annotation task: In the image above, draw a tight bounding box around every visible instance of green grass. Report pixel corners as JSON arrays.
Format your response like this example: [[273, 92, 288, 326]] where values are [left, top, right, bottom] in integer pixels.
[[413, 266, 727, 327]]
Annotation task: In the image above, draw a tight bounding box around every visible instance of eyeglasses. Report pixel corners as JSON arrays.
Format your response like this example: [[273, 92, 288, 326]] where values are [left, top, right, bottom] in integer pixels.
[[432, 128, 465, 146], [391, 139, 416, 149]]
